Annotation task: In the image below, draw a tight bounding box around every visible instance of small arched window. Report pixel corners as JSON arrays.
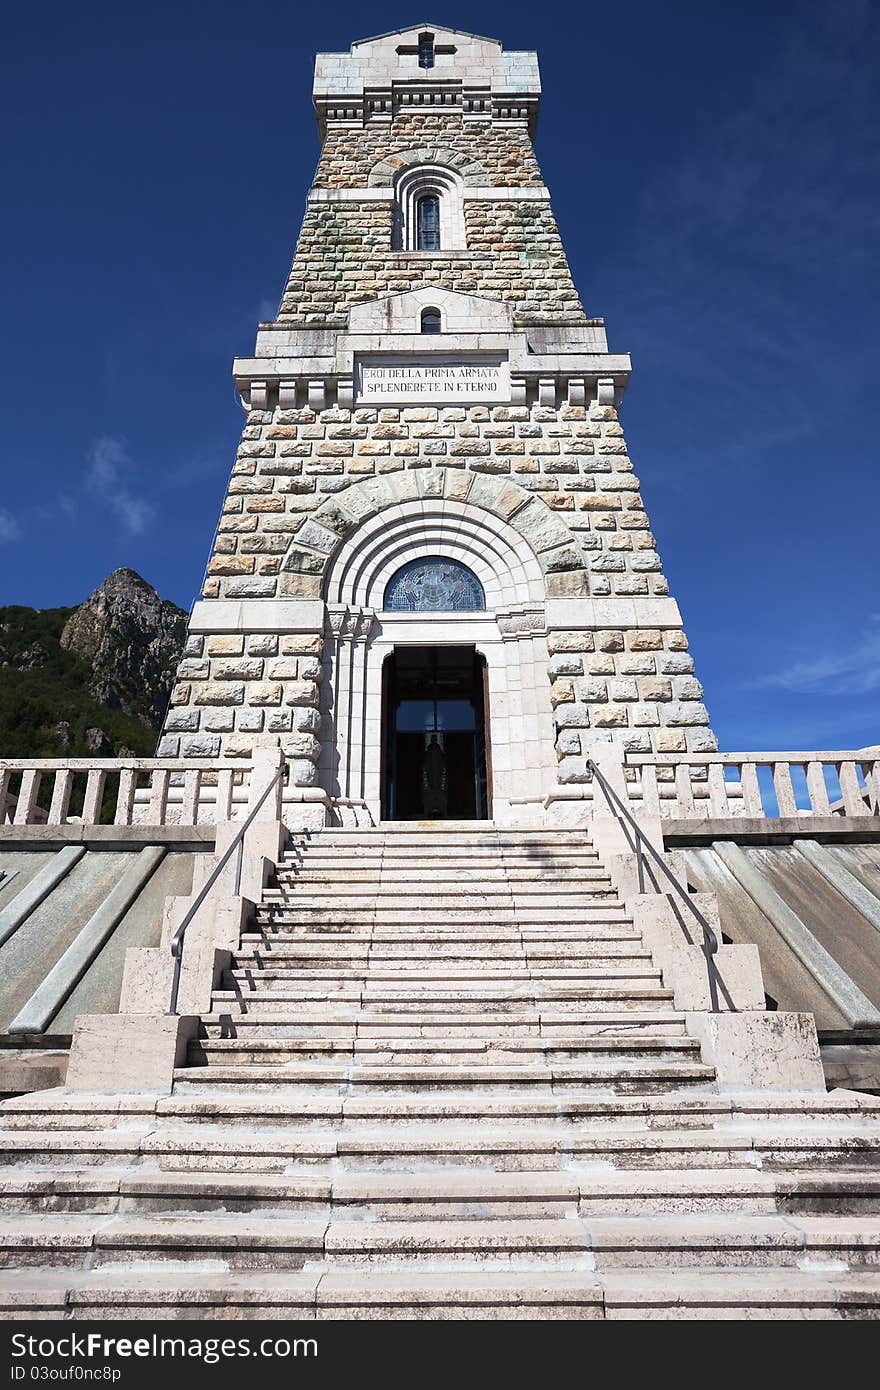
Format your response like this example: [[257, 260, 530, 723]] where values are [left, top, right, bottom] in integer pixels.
[[421, 307, 442, 334], [416, 194, 441, 251], [393, 166, 465, 252]]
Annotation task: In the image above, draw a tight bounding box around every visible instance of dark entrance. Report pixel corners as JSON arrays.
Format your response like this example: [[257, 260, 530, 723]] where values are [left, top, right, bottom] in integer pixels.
[[382, 646, 491, 821]]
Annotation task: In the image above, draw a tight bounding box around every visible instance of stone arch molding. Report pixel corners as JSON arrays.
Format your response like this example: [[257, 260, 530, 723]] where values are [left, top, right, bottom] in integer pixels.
[[393, 164, 466, 251], [368, 146, 489, 188], [279, 469, 588, 603]]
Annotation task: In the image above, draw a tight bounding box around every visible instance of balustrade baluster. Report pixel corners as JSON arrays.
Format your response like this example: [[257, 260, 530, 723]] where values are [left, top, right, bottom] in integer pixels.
[[772, 761, 798, 817], [640, 764, 661, 817], [13, 769, 42, 825], [48, 769, 73, 825], [707, 763, 730, 816], [148, 769, 171, 825], [81, 769, 107, 825], [180, 768, 200, 824], [805, 761, 832, 815], [839, 761, 871, 817], [216, 769, 234, 821], [674, 763, 696, 817], [739, 763, 763, 816], [114, 768, 137, 826]]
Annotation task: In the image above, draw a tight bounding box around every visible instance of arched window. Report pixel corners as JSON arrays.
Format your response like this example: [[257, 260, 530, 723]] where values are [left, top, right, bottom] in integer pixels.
[[393, 166, 466, 251], [421, 307, 442, 334], [384, 557, 486, 613], [418, 32, 435, 69], [416, 194, 440, 251]]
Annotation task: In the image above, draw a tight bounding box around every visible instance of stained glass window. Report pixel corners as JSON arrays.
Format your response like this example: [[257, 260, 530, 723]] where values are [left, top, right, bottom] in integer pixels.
[[384, 558, 485, 612]]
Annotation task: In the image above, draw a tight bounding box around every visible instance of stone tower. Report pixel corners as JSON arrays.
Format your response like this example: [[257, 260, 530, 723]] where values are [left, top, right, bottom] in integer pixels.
[[160, 23, 717, 826]]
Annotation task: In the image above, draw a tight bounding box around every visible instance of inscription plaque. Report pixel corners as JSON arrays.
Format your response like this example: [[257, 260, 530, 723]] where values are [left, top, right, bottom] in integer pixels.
[[356, 357, 510, 404]]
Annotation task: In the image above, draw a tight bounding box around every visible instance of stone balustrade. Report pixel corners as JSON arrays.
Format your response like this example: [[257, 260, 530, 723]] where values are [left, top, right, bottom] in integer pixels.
[[0, 759, 254, 828], [2, 749, 878, 829], [621, 750, 880, 821]]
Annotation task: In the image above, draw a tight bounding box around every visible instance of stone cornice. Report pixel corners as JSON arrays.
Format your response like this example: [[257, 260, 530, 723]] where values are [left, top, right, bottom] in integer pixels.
[[232, 332, 631, 410]]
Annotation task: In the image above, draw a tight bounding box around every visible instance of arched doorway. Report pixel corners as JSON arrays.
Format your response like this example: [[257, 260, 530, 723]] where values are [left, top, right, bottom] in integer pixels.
[[379, 559, 490, 821], [319, 483, 564, 825], [381, 645, 491, 821]]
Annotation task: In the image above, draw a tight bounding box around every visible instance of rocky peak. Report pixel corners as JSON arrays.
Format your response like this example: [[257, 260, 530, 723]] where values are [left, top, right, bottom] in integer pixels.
[[60, 569, 187, 727]]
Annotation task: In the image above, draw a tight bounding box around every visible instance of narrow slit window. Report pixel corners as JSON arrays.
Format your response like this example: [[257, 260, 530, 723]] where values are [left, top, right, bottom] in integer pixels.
[[416, 194, 441, 251], [421, 308, 442, 334], [418, 33, 435, 69]]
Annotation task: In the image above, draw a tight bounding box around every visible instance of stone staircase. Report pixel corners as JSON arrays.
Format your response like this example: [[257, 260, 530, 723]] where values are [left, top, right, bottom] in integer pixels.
[[1, 824, 880, 1320]]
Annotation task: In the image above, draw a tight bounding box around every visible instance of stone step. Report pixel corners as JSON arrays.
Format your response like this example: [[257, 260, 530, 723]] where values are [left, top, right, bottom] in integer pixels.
[[212, 989, 672, 1011], [222, 979, 666, 1001], [240, 926, 643, 943], [227, 968, 663, 986], [5, 1088, 877, 1133], [200, 1011, 688, 1039], [210, 990, 677, 1014], [225, 971, 658, 990], [235, 940, 644, 958], [186, 1036, 701, 1067], [256, 906, 629, 922], [171, 1060, 716, 1093], [281, 859, 604, 874], [592, 1268, 880, 1320], [4, 1120, 880, 1183], [274, 862, 609, 873], [257, 902, 630, 918], [7, 1266, 879, 1321], [2, 1212, 878, 1273], [267, 878, 615, 892], [233, 955, 646, 971], [286, 842, 600, 854], [270, 869, 611, 884], [285, 846, 600, 857], [288, 830, 596, 843], [262, 894, 620, 911], [0, 1167, 835, 1216], [275, 869, 612, 884]]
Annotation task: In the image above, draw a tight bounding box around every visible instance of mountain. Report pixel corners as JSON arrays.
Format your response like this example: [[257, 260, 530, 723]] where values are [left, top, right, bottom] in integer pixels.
[[0, 569, 187, 759]]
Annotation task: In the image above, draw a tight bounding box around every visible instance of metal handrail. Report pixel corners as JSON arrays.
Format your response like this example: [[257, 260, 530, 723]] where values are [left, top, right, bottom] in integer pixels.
[[586, 757, 722, 1012], [168, 760, 287, 1014]]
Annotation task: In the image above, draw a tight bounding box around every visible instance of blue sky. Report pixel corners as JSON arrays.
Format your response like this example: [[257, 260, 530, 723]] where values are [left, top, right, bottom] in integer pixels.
[[2, 1, 877, 752]]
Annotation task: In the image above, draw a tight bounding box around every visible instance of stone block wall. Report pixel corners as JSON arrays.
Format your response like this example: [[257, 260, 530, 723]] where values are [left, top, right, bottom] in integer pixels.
[[277, 116, 586, 327], [314, 116, 545, 189], [160, 396, 717, 779]]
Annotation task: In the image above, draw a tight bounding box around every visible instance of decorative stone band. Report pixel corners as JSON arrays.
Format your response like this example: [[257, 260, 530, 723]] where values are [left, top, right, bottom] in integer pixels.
[[238, 370, 625, 413], [545, 597, 685, 631], [315, 90, 539, 137], [188, 599, 325, 636], [306, 186, 552, 204]]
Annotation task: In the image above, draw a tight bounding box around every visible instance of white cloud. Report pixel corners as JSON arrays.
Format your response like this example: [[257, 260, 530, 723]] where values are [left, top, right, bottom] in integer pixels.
[[0, 509, 21, 542], [86, 436, 156, 534], [749, 615, 880, 696]]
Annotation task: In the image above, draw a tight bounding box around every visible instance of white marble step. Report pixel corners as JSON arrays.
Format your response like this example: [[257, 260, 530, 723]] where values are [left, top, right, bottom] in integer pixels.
[[6, 1265, 879, 1321]]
